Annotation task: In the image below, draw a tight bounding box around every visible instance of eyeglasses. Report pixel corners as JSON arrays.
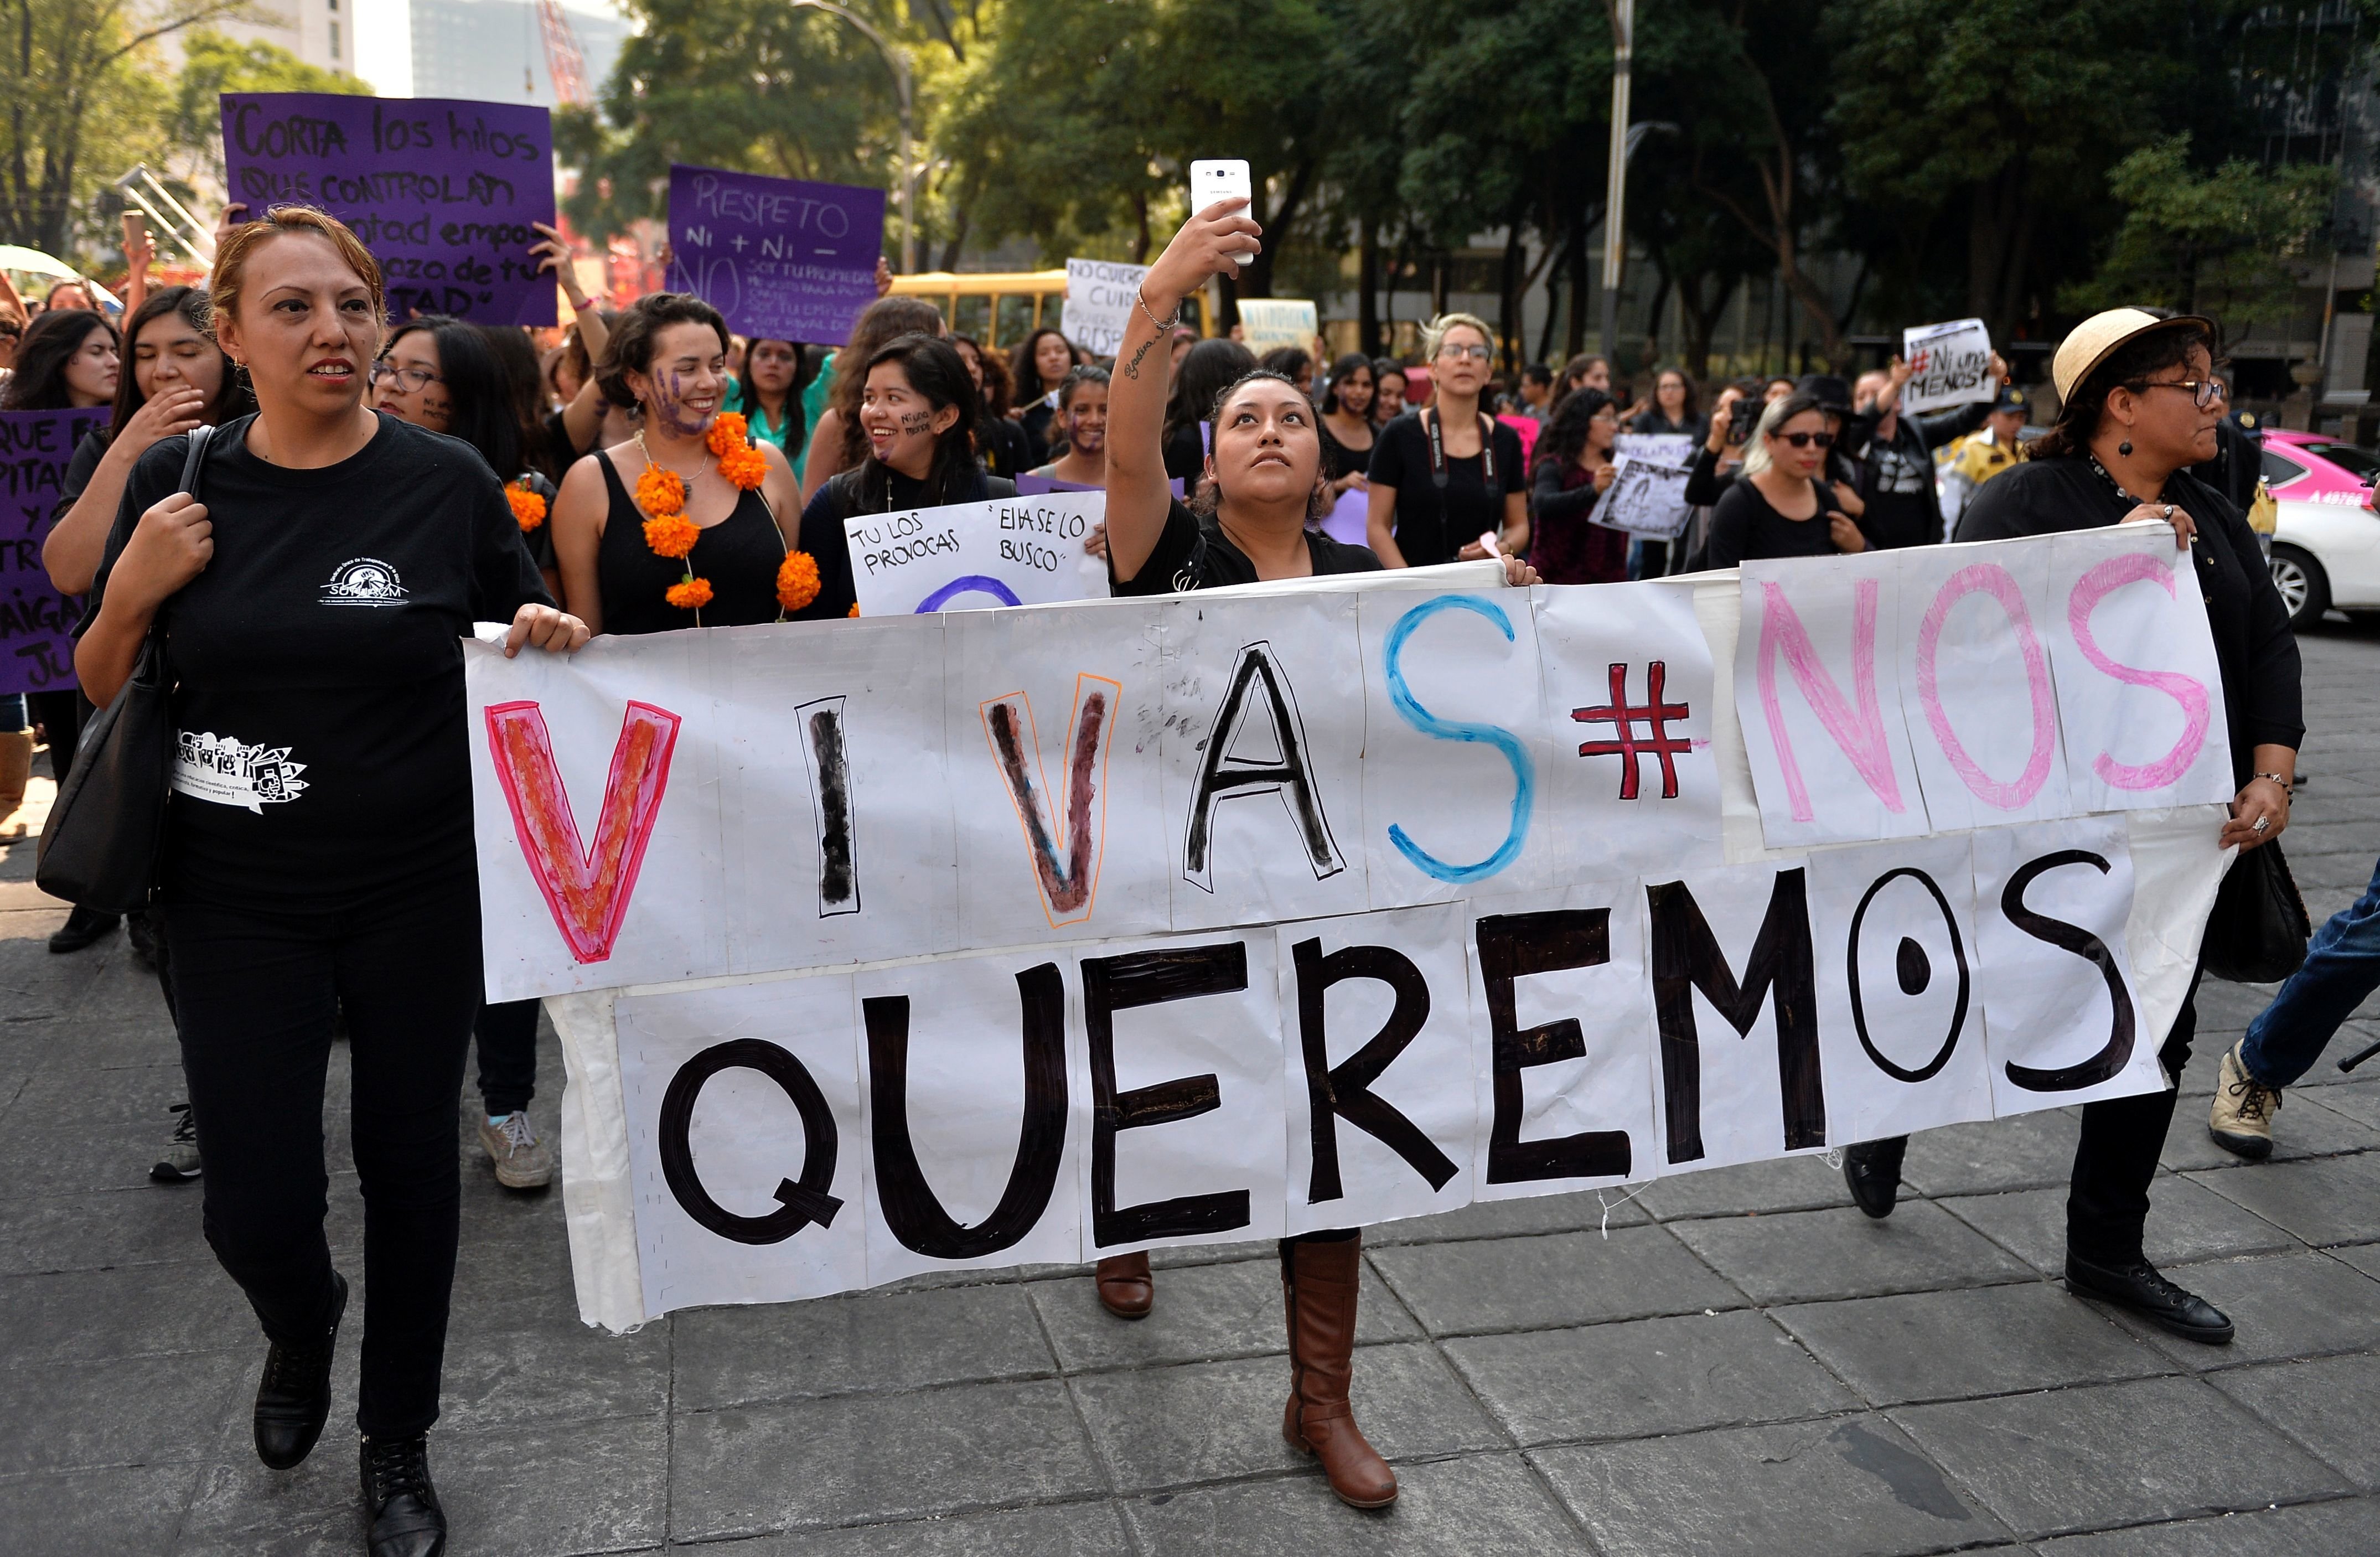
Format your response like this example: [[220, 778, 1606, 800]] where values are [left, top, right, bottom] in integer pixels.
[[369, 360, 442, 393], [1777, 431, 1835, 449], [2133, 378, 2228, 409], [1436, 343, 1492, 362]]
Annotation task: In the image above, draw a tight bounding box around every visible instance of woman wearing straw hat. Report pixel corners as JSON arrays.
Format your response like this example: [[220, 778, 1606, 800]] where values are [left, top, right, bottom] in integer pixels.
[[1840, 308, 2300, 1348]]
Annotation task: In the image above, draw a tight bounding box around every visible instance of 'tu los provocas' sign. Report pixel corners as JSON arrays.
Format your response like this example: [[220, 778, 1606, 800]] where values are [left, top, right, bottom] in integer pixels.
[[220, 94, 558, 326], [464, 526, 2231, 1328]]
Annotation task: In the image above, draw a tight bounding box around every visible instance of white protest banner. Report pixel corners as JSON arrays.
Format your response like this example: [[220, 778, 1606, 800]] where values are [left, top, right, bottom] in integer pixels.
[[1594, 456, 1696, 540], [1614, 432, 1698, 469], [1238, 298, 1318, 355], [463, 532, 2234, 1330], [1901, 318, 1995, 415], [1063, 257, 1151, 358], [842, 490, 1110, 617]]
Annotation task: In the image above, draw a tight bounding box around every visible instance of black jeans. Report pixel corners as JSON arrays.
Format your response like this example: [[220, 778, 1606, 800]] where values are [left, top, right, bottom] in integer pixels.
[[2067, 969, 2201, 1265], [28, 689, 82, 785], [163, 872, 482, 1439], [474, 999, 540, 1117]]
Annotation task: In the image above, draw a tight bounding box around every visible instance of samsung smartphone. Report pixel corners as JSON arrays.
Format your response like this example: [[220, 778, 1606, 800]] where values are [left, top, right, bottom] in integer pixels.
[[1188, 159, 1254, 266]]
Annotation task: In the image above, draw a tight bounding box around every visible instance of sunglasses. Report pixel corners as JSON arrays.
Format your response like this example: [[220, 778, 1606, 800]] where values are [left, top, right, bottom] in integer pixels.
[[1777, 430, 1835, 449]]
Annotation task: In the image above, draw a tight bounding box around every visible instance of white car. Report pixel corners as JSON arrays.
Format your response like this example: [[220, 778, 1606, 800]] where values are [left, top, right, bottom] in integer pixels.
[[2262, 432, 2380, 628]]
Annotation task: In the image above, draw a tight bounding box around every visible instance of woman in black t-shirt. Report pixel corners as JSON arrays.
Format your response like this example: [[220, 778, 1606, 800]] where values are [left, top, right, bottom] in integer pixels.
[[1103, 202, 1535, 1514], [550, 293, 805, 637], [1701, 393, 1867, 569], [75, 205, 587, 1555], [1364, 314, 1528, 568]]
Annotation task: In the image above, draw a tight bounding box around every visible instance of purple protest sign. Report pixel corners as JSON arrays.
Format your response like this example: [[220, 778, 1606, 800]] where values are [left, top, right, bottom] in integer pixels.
[[668, 164, 885, 345], [220, 94, 558, 326], [1, 407, 110, 694]]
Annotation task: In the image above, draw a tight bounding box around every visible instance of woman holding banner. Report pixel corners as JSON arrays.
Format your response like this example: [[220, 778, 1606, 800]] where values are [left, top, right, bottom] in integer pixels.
[[1838, 308, 2301, 1350], [1101, 197, 1536, 1512], [1527, 386, 1628, 584], [551, 293, 805, 637], [1026, 364, 1110, 487], [1365, 313, 1528, 568], [74, 205, 587, 1556]]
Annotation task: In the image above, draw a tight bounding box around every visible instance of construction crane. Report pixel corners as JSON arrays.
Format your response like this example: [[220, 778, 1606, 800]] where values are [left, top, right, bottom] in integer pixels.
[[535, 0, 591, 108]]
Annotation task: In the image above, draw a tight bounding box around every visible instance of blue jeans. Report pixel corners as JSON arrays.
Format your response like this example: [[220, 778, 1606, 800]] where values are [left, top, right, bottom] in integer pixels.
[[2241, 854, 2380, 1088]]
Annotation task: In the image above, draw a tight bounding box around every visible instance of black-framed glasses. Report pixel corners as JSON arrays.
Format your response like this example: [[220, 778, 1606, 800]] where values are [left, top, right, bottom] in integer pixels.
[[369, 360, 442, 393], [1778, 430, 1835, 449], [2133, 378, 2228, 409]]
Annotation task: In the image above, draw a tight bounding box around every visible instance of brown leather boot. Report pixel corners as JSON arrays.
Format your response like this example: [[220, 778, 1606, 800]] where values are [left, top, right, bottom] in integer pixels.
[[1281, 1234, 1397, 1508], [1093, 1251, 1153, 1319]]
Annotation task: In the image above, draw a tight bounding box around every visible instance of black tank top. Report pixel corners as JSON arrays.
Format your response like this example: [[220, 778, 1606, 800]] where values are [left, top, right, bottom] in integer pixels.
[[593, 448, 787, 635]]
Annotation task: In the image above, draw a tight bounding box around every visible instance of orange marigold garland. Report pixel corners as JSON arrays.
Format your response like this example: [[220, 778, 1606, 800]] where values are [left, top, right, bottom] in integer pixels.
[[846, 603, 860, 618], [637, 417, 811, 621], [777, 550, 821, 612], [507, 480, 547, 532], [665, 578, 714, 611], [704, 412, 751, 459], [643, 513, 700, 559]]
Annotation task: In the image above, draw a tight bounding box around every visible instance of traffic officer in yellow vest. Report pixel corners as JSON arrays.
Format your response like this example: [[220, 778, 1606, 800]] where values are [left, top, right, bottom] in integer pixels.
[[1936, 385, 2030, 535]]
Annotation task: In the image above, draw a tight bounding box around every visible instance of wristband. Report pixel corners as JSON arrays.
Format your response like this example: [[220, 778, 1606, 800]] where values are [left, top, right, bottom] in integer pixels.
[[2252, 771, 2291, 790], [1136, 288, 1182, 334]]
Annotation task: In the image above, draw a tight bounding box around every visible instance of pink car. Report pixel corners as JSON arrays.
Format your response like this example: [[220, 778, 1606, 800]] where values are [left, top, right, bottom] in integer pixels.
[[2260, 428, 2380, 628]]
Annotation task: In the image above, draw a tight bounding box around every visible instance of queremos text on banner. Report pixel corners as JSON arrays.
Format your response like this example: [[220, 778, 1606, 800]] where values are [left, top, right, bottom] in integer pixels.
[[1, 407, 107, 694], [463, 524, 2232, 1331], [220, 94, 558, 326]]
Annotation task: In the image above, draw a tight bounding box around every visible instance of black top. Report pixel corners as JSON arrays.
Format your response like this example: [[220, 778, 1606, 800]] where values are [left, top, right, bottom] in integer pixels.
[[89, 413, 550, 911], [1681, 441, 1736, 508], [593, 449, 787, 636], [1162, 422, 1206, 484], [61, 425, 108, 513], [978, 412, 1032, 480], [2191, 414, 2264, 515], [1703, 476, 1843, 569], [1846, 401, 1986, 551], [1628, 409, 1709, 442], [794, 460, 1018, 619], [542, 407, 586, 478], [1317, 418, 1375, 483], [1020, 397, 1060, 468], [1956, 458, 2304, 782], [1110, 499, 1381, 594], [1366, 408, 1527, 567]]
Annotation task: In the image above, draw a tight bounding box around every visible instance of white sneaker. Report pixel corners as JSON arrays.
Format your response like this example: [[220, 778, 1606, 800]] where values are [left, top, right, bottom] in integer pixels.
[[477, 1111, 555, 1189]]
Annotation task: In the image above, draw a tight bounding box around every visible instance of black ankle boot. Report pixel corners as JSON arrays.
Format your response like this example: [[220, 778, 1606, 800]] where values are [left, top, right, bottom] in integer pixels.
[[360, 1434, 447, 1557], [1843, 1140, 1904, 1220], [253, 1271, 348, 1469]]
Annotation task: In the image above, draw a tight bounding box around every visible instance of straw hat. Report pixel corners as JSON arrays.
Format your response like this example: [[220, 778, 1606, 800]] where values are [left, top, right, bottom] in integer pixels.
[[2051, 308, 2215, 402]]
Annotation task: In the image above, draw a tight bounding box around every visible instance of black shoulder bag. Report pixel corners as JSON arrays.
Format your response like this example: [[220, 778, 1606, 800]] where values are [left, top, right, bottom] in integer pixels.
[[2202, 833, 2313, 985], [35, 426, 213, 914]]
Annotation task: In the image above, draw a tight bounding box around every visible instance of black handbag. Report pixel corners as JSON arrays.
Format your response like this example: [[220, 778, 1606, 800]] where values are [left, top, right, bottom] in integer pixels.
[[34, 426, 213, 914], [2200, 836, 2314, 984]]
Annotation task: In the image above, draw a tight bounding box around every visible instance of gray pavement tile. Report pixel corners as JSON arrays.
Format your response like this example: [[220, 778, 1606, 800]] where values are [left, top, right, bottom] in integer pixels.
[[2298, 1079, 2380, 1128], [1667, 1199, 2032, 1305], [2212, 1356, 2380, 1490], [696, 1501, 1131, 1556], [1069, 1342, 1503, 1493], [2188, 1150, 2380, 1245], [1897, 1107, 2082, 1197], [2192, 979, 2288, 1033], [0, 1259, 254, 1368], [673, 1282, 1055, 1411], [0, 1461, 198, 1556], [0, 1116, 198, 1198], [1936, 1176, 2303, 1276], [434, 1312, 672, 1432], [2336, 1242, 2380, 1280], [1636, 1154, 1854, 1220], [2160, 1089, 2380, 1172], [1890, 1375, 2347, 1539], [1531, 1414, 2004, 1557], [1771, 1283, 2170, 1407], [669, 1379, 1104, 1540], [7, 1061, 189, 1129], [1367, 1186, 1652, 1243], [2097, 1249, 2380, 1370], [1443, 1308, 1854, 1445], [0, 1348, 249, 1477], [0, 1184, 208, 1275], [1366, 1224, 1740, 1336], [1030, 1255, 1413, 1373], [2029, 1497, 2380, 1557], [1122, 1452, 1585, 1555]]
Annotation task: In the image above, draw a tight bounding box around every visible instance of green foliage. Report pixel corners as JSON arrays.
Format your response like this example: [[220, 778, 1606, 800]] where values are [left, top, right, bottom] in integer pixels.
[[166, 28, 370, 180], [2061, 133, 2337, 347]]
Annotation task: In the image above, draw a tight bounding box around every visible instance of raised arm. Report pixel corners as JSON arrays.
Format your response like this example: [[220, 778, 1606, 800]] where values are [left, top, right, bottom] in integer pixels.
[[1104, 199, 1263, 583]]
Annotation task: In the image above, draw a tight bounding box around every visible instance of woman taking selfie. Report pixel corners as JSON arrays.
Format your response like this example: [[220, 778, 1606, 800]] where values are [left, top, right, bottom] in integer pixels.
[[1701, 392, 1865, 568], [1027, 364, 1110, 486], [1101, 198, 1535, 1513], [1527, 386, 1627, 584], [794, 332, 1017, 618], [1317, 352, 1376, 498], [550, 293, 806, 638], [74, 205, 587, 1556], [1365, 313, 1528, 568]]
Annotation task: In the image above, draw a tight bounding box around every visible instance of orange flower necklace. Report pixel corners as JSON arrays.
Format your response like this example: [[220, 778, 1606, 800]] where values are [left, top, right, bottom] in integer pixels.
[[507, 479, 548, 532], [633, 412, 820, 620]]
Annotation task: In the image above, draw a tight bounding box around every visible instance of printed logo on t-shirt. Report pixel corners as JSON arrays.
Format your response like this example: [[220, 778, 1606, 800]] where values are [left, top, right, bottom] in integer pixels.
[[171, 731, 309, 813], [320, 557, 408, 607]]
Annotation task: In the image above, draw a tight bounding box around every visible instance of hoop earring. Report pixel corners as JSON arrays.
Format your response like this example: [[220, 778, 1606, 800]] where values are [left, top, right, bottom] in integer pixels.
[[2117, 440, 2133, 458]]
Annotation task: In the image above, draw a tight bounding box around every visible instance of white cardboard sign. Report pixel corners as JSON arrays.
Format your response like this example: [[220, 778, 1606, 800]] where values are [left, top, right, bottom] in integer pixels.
[[842, 491, 1110, 618], [1901, 318, 1995, 415], [1062, 257, 1150, 359], [1595, 455, 1696, 539]]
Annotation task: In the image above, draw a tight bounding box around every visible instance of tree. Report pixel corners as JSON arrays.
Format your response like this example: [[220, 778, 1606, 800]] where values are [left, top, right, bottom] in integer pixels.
[[2061, 133, 2336, 349], [164, 27, 369, 183], [0, 0, 247, 252]]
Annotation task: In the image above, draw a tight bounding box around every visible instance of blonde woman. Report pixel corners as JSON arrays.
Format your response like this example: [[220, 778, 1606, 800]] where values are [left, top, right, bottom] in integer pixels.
[[1364, 312, 1528, 566]]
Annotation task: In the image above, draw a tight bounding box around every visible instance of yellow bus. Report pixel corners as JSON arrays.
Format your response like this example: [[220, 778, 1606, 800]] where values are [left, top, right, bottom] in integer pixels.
[[888, 269, 1213, 349]]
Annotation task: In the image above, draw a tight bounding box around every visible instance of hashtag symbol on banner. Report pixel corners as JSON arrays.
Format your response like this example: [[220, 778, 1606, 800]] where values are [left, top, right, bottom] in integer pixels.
[[1572, 661, 1690, 800]]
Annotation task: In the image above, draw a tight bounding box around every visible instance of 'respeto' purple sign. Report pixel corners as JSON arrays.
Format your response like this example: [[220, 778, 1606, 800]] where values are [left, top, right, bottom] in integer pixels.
[[1, 407, 110, 695], [220, 93, 558, 327], [668, 164, 886, 346]]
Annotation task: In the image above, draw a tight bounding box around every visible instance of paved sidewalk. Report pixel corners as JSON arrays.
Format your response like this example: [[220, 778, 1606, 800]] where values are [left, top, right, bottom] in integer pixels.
[[4, 625, 2378, 1556]]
